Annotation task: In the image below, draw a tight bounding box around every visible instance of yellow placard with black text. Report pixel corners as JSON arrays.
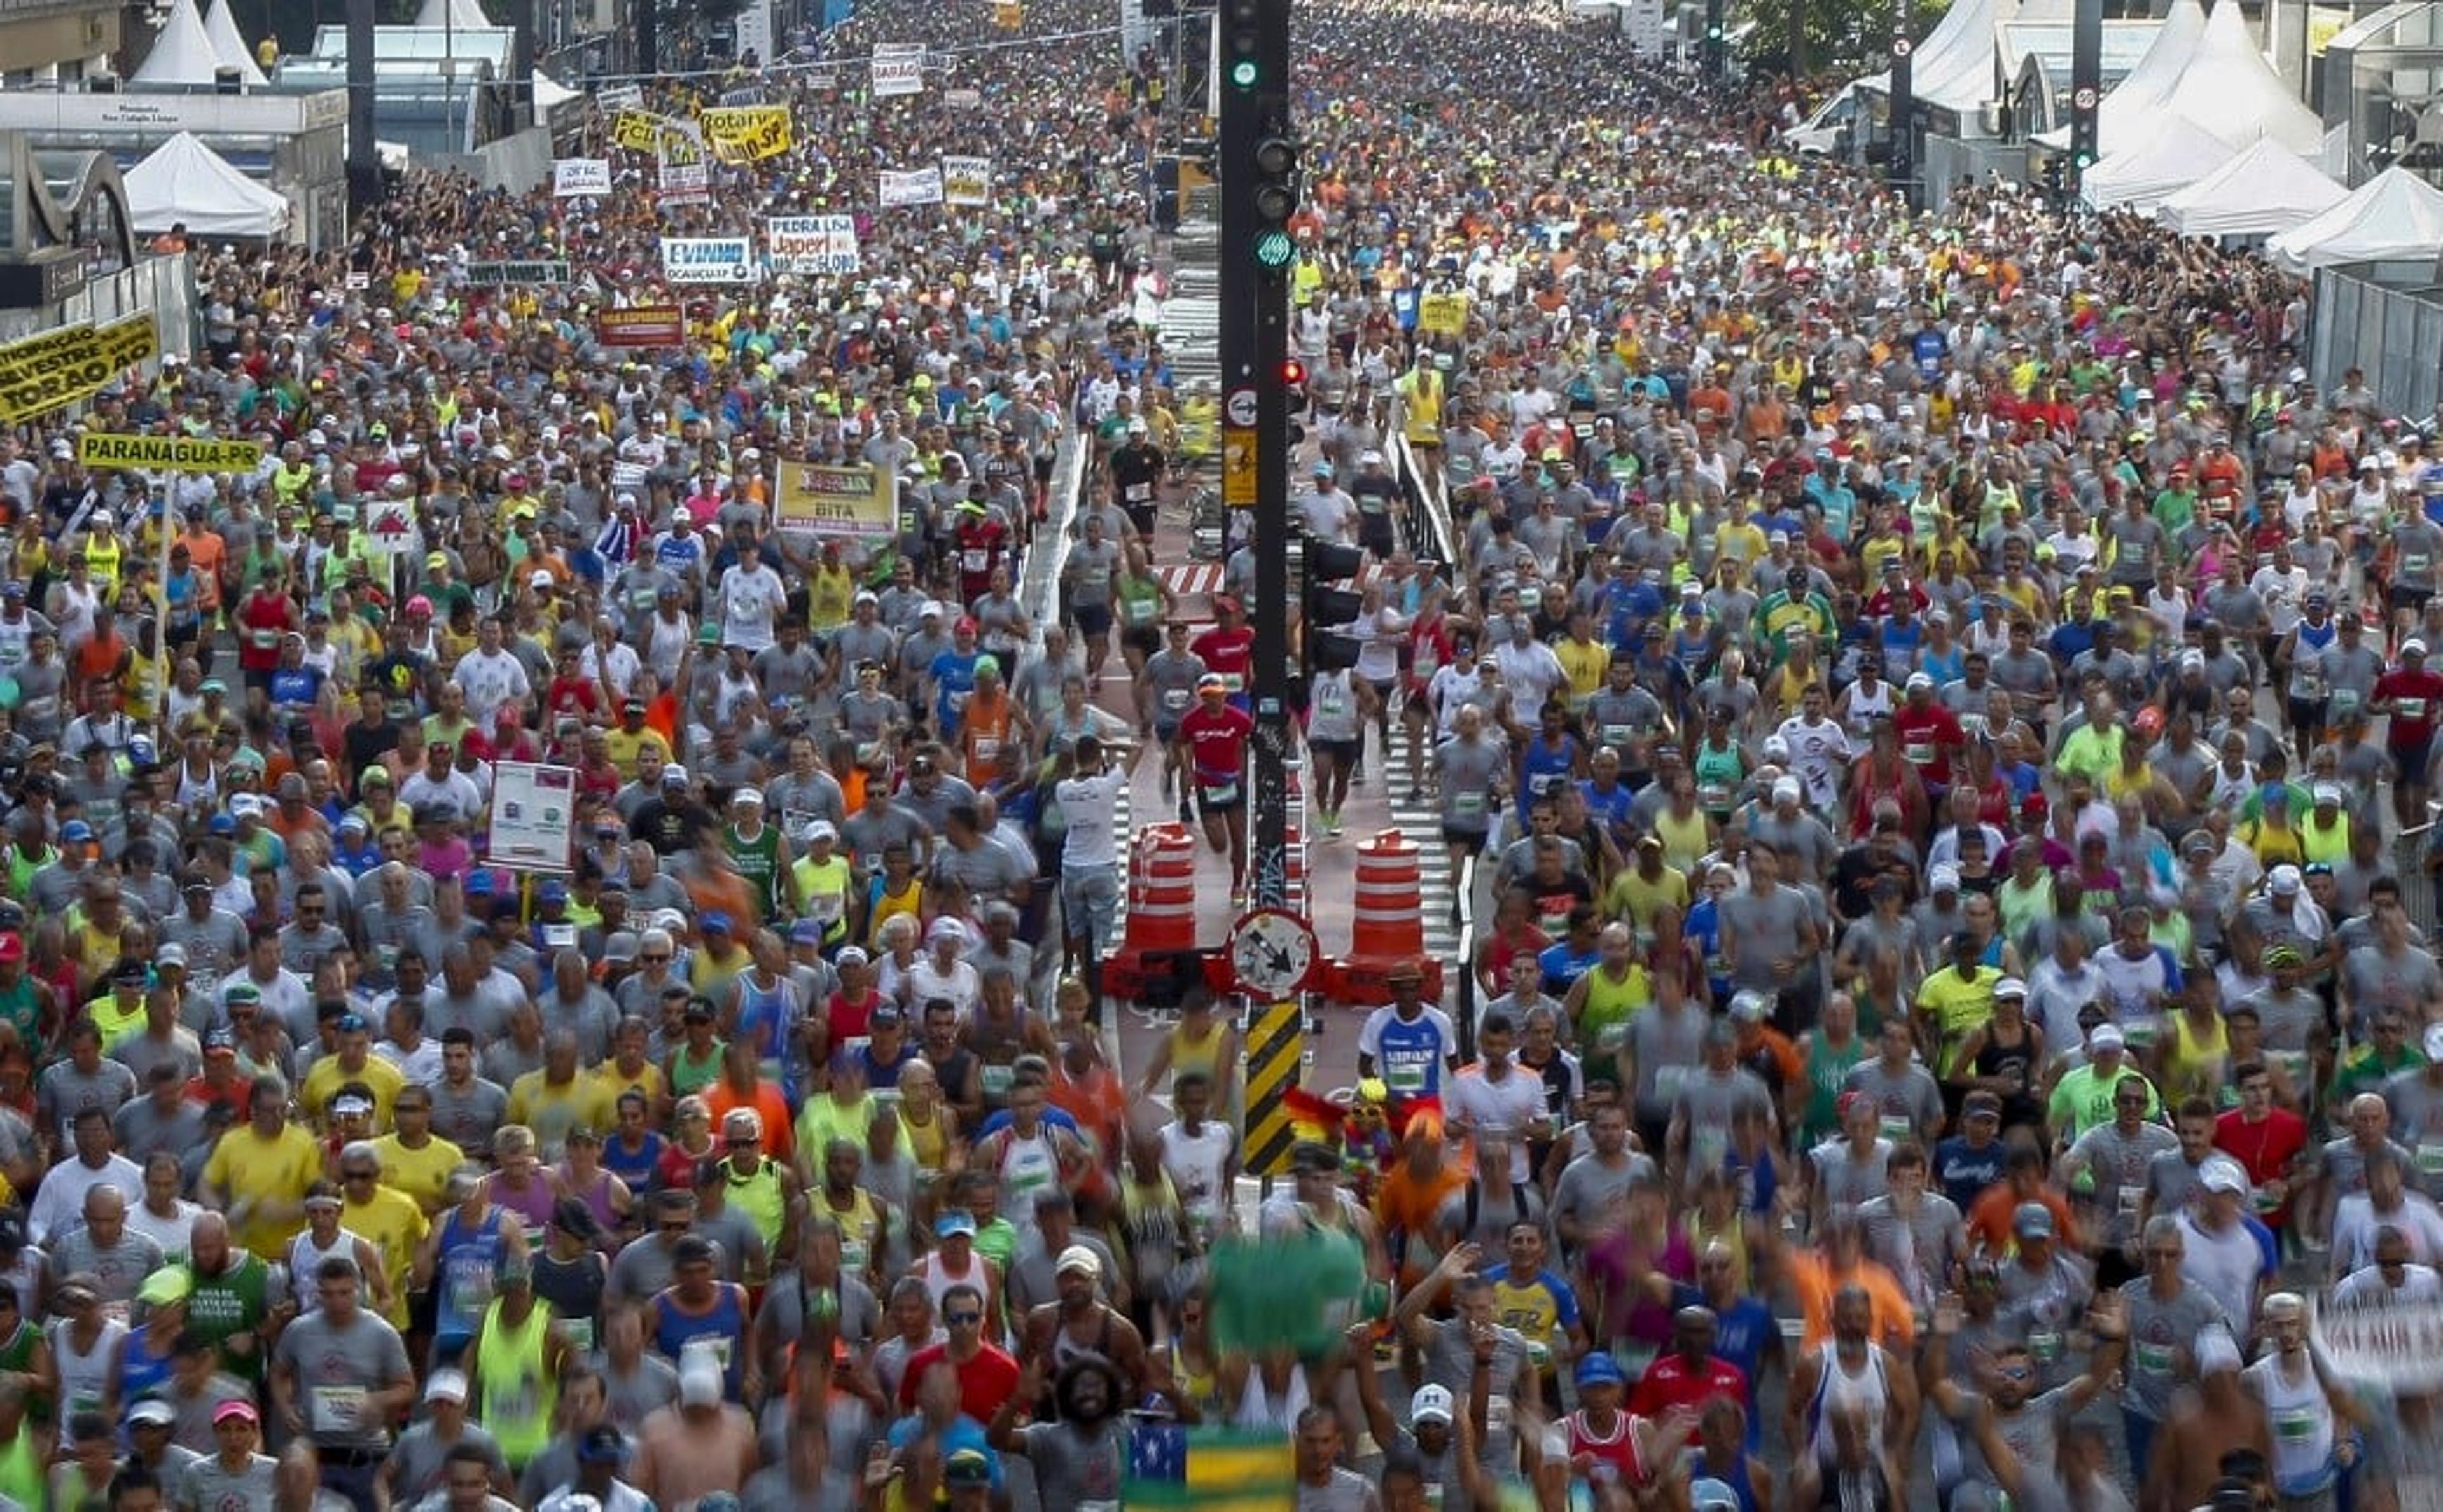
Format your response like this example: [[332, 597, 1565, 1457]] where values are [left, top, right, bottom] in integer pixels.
[[0, 316, 160, 425], [612, 109, 664, 151], [77, 433, 263, 475], [700, 105, 793, 163], [1417, 291, 1470, 339]]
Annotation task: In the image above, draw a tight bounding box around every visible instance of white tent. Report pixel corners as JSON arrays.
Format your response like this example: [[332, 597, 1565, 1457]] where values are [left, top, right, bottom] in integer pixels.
[[130, 0, 228, 86], [2080, 114, 2235, 211], [532, 71, 578, 111], [2268, 166, 2443, 271], [2159, 138, 2346, 239], [1860, 0, 2017, 104], [2031, 0, 2200, 152], [413, 0, 493, 31], [200, 0, 267, 86], [122, 132, 291, 239], [2159, 0, 2323, 154]]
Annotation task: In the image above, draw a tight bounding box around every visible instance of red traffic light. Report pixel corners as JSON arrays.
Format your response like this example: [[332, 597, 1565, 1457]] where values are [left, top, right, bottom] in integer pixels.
[[1281, 358, 1307, 386]]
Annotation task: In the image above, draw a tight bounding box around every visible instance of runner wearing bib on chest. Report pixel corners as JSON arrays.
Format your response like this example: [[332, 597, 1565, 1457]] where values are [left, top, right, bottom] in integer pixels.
[[1359, 964, 1461, 1109], [1176, 672, 1256, 901]]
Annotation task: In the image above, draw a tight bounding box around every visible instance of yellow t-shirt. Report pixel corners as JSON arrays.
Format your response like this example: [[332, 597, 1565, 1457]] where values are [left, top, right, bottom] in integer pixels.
[[202, 1123, 325, 1258], [1489, 1271, 1568, 1362], [1916, 966, 2001, 1076], [87, 992, 147, 1050], [595, 1058, 667, 1114], [342, 1184, 429, 1329], [1555, 639, 1611, 708], [300, 1053, 406, 1128], [1605, 865, 1692, 934], [506, 1069, 617, 1155], [602, 726, 673, 772], [371, 1130, 468, 1214]]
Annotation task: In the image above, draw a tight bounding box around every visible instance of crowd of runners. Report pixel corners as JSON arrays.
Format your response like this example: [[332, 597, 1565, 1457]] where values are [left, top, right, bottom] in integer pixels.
[[0, 0, 2439, 1508]]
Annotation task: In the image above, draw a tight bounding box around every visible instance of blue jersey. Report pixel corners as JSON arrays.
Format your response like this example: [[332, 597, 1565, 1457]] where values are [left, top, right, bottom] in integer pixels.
[[1519, 735, 1581, 822], [1362, 1006, 1454, 1099], [653, 1282, 749, 1399], [930, 649, 982, 737]]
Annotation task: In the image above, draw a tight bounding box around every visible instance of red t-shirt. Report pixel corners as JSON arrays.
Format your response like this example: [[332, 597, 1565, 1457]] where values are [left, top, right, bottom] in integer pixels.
[[1891, 701, 1964, 784], [2215, 1106, 2309, 1224], [897, 1340, 1022, 1422], [2375, 666, 2443, 746], [1178, 702, 1255, 791], [1629, 1352, 1750, 1421], [826, 988, 882, 1044], [1568, 1408, 1650, 1488], [1190, 626, 1255, 691]]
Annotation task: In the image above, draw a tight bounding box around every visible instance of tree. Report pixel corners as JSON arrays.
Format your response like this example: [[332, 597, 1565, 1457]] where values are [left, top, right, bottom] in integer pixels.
[[1736, 0, 1948, 78]]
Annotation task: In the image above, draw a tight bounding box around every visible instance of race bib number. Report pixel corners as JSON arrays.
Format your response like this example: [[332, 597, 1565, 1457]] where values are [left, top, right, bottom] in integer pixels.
[[311, 1385, 367, 1434], [2400, 698, 2428, 719], [1696, 783, 1730, 808], [1202, 779, 1241, 805], [1162, 688, 1192, 712], [2407, 553, 2432, 578], [981, 1062, 1015, 1096], [1904, 739, 1935, 765], [1653, 1064, 1688, 1102], [2133, 1340, 2174, 1375], [630, 588, 658, 611], [1451, 791, 1486, 819], [1125, 597, 1157, 626], [2414, 1142, 2443, 1177], [1879, 1114, 1911, 1142]]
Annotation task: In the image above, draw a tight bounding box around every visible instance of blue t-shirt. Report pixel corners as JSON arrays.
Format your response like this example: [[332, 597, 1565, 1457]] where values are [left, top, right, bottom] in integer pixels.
[[1365, 1008, 1454, 1099], [930, 648, 982, 737]]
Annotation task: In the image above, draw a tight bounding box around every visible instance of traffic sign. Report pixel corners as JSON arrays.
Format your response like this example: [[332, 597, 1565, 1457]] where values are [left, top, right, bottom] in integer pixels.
[[2072, 86, 2098, 109], [1225, 386, 1258, 427]]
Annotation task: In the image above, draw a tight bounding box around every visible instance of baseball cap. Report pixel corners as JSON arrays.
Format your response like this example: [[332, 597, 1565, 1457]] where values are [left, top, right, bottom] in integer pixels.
[[936, 1210, 977, 1238], [1410, 1384, 1456, 1424], [1575, 1352, 1626, 1388], [2201, 1158, 2250, 1196], [425, 1368, 469, 1403], [125, 1399, 176, 1428], [2269, 864, 2303, 894], [1055, 1244, 1101, 1279], [2087, 1024, 2126, 1053], [678, 1360, 723, 1406], [578, 1424, 627, 1465], [2422, 1023, 2443, 1062], [2014, 1201, 2056, 1239], [213, 1399, 259, 1426]]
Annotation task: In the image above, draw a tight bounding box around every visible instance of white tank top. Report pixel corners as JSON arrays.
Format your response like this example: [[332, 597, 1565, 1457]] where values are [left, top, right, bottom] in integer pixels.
[[1807, 1341, 1891, 1463], [2249, 1352, 2335, 1490], [1842, 680, 1894, 737], [48, 1315, 127, 1448], [1231, 1360, 1311, 1432], [289, 1228, 363, 1312], [913, 1249, 988, 1321], [998, 1131, 1059, 1240]]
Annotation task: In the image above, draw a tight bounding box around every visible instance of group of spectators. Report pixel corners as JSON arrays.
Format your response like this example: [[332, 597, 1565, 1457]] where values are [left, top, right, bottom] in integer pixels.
[[4, 0, 2443, 1506]]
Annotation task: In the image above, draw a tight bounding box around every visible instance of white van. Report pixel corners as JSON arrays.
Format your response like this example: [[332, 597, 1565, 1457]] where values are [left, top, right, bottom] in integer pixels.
[[1785, 84, 1862, 156]]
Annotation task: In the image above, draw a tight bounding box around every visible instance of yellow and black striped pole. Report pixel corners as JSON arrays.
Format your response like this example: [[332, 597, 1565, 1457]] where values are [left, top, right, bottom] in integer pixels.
[[1242, 1001, 1304, 1177]]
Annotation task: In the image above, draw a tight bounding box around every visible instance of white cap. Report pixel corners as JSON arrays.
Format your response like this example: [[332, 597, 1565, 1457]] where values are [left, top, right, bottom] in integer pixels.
[[1905, 671, 1935, 691], [2422, 1023, 2443, 1062], [2087, 1023, 2126, 1053], [425, 1369, 469, 1403], [2407, 638, 2430, 658], [2269, 864, 2303, 894], [1055, 1244, 1102, 1279], [1993, 976, 2026, 1000], [1772, 777, 1802, 804], [1410, 1384, 1455, 1424], [679, 1361, 723, 1405], [2201, 1157, 2249, 1196], [2194, 1329, 2243, 1374], [1929, 863, 1960, 894]]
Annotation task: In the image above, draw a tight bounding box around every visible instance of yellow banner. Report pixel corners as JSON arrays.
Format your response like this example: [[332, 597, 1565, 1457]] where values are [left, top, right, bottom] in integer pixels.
[[78, 433, 263, 475], [0, 315, 160, 425], [612, 109, 664, 151], [775, 462, 896, 538], [1417, 291, 1470, 339], [700, 104, 793, 163]]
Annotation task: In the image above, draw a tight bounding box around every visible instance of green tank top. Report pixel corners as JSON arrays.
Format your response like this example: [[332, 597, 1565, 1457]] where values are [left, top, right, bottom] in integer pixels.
[[1691, 740, 1745, 812], [724, 1156, 786, 1251], [475, 1296, 557, 1467], [1578, 964, 1648, 1047], [671, 1040, 726, 1097], [1802, 1032, 1869, 1146], [0, 1422, 36, 1511], [0, 979, 38, 1051], [0, 1322, 42, 1423], [724, 823, 784, 913], [1117, 574, 1162, 629]]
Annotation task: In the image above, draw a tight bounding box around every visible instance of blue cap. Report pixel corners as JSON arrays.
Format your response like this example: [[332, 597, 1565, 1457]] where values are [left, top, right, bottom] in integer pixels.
[[702, 910, 732, 934], [207, 814, 236, 836], [59, 821, 92, 843], [1575, 1352, 1627, 1389], [538, 879, 569, 904], [464, 871, 494, 896], [334, 1012, 367, 1034], [936, 1210, 976, 1238], [789, 918, 825, 945]]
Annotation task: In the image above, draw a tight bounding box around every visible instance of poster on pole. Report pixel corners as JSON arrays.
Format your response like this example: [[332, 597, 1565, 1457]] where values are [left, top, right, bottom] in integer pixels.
[[656, 125, 709, 205], [2314, 1297, 2443, 1393], [940, 155, 991, 206], [879, 166, 944, 207], [767, 215, 861, 274], [775, 462, 896, 538], [597, 82, 644, 113], [487, 762, 578, 873], [872, 43, 926, 95], [553, 157, 612, 196], [363, 496, 419, 557], [734, 0, 774, 64], [0, 315, 159, 424], [701, 105, 793, 162]]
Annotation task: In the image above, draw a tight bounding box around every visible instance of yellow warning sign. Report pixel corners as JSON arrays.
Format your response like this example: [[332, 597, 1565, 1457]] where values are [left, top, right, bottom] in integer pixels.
[[1242, 1001, 1303, 1177], [1222, 424, 1256, 507], [0, 315, 159, 425], [1417, 291, 1470, 339], [78, 433, 263, 475]]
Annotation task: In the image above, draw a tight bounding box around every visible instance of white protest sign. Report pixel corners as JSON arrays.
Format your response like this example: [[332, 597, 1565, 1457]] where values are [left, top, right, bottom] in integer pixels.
[[2315, 1296, 2443, 1393], [488, 762, 578, 873], [660, 236, 758, 283], [767, 215, 861, 274], [940, 155, 991, 207], [553, 157, 612, 197], [879, 166, 944, 207], [597, 81, 643, 112], [872, 43, 925, 96]]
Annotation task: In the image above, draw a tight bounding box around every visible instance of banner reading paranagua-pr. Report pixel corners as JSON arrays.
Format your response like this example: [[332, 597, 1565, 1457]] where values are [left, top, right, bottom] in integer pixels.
[[776, 462, 895, 538], [77, 433, 263, 474], [0, 315, 160, 425]]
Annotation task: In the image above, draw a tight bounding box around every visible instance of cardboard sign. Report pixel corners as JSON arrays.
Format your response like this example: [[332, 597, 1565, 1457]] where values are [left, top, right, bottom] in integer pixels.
[[611, 109, 664, 151], [941, 155, 991, 207], [767, 215, 860, 275], [775, 462, 894, 538], [0, 315, 159, 424], [657, 124, 709, 205], [1417, 291, 1470, 338], [552, 157, 612, 196], [879, 166, 943, 207], [872, 45, 925, 96], [596, 82, 644, 113], [77, 433, 263, 475], [597, 305, 685, 346], [464, 261, 570, 286], [488, 761, 578, 873], [660, 237, 756, 284], [701, 104, 793, 163]]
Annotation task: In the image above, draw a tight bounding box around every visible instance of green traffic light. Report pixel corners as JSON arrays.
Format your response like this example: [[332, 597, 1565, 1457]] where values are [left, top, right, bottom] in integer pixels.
[[1230, 59, 1258, 87], [1255, 230, 1296, 268]]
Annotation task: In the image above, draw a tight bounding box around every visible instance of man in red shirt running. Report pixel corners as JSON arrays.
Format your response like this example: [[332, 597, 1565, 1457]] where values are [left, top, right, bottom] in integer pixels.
[[1191, 595, 1256, 714], [1631, 1304, 1751, 1422], [2213, 1058, 2309, 1240], [1891, 671, 1965, 800], [2373, 636, 2443, 826], [1176, 672, 1255, 901], [895, 1280, 1022, 1424]]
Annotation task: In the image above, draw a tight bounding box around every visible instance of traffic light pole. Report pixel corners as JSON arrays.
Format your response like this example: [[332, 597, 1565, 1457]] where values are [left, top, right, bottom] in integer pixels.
[[1886, 0, 1912, 195], [1218, 0, 1296, 912], [2068, 0, 2101, 198]]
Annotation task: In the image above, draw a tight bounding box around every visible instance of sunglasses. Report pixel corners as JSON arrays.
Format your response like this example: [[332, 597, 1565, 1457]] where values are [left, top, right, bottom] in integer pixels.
[[945, 1310, 983, 1326]]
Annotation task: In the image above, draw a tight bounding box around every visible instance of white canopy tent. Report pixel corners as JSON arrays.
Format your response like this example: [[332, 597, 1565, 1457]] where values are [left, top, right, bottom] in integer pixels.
[[2158, 138, 2345, 239], [2158, 0, 2323, 153], [122, 132, 292, 239], [532, 71, 578, 111], [2268, 166, 2443, 271], [413, 0, 494, 32], [1860, 0, 2017, 103], [2079, 114, 2234, 211], [200, 0, 267, 85], [130, 0, 228, 86], [2087, 0, 2203, 153]]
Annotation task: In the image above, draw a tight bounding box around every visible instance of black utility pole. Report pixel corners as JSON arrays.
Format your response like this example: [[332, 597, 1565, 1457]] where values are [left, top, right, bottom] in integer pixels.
[[1218, 0, 1297, 910], [345, 0, 379, 214], [1886, 0, 1913, 195], [1702, 0, 1724, 80], [2068, 0, 2101, 197]]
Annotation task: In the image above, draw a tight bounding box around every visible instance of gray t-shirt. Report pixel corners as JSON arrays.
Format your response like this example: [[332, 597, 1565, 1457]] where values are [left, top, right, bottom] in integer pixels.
[[1018, 1420, 1127, 1504], [1841, 1059, 1947, 1143], [1435, 737, 1507, 835], [1670, 1067, 1777, 1177], [2066, 1121, 2180, 1247], [594, 1352, 681, 1434], [2117, 1276, 2232, 1421], [753, 1273, 881, 1354], [1718, 884, 1811, 994], [1422, 1315, 1533, 1469], [426, 1076, 512, 1155], [49, 1226, 164, 1305], [388, 1419, 506, 1504], [1627, 1004, 1707, 1128], [1550, 1151, 1655, 1252], [272, 1308, 413, 1452], [181, 1452, 280, 1512]]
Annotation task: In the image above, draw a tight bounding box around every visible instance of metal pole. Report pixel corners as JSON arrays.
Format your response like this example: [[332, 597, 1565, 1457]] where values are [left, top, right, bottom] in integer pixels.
[[2068, 0, 2101, 198], [1886, 0, 1913, 197], [345, 0, 380, 213], [1218, 0, 1292, 909]]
